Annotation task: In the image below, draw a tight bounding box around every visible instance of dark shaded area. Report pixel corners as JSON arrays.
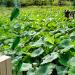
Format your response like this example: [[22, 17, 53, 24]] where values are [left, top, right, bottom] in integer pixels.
[[6, 1, 14, 7], [22, 71, 27, 75], [51, 68, 57, 75], [64, 10, 70, 18], [64, 10, 75, 19], [58, 1, 65, 6]]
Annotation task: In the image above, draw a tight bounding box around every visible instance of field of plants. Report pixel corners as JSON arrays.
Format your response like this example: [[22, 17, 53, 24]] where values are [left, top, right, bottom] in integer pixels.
[[0, 6, 75, 75]]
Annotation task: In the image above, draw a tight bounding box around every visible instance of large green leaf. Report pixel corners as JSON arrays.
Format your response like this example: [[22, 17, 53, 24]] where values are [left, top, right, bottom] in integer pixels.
[[34, 63, 55, 75], [31, 37, 44, 47], [68, 57, 75, 75], [10, 7, 19, 21], [68, 66, 75, 75], [58, 39, 70, 48], [27, 64, 55, 75], [70, 32, 75, 40], [20, 63, 32, 71], [11, 36, 20, 50], [41, 52, 59, 64], [60, 45, 74, 53], [31, 48, 44, 57], [58, 52, 72, 66], [68, 57, 75, 67], [56, 66, 68, 75]]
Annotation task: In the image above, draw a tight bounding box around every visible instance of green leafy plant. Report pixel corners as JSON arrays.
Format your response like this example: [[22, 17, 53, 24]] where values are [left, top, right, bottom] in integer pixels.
[[0, 6, 75, 75]]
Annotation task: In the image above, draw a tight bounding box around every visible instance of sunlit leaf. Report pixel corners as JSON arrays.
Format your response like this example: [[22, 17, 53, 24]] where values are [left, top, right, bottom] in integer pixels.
[[20, 63, 32, 71], [45, 35, 55, 44], [31, 37, 44, 47], [60, 45, 74, 53], [31, 48, 44, 57], [41, 52, 59, 64]]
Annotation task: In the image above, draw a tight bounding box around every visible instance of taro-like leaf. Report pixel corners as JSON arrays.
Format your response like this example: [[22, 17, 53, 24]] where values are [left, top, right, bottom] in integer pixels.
[[31, 37, 44, 47], [60, 45, 74, 53], [41, 52, 59, 65], [11, 36, 20, 50], [58, 39, 70, 48], [34, 63, 55, 75], [56, 66, 68, 75], [31, 48, 44, 57], [58, 52, 72, 66], [10, 7, 19, 21], [70, 32, 75, 40], [68, 57, 75, 67], [68, 66, 75, 75], [20, 63, 32, 71]]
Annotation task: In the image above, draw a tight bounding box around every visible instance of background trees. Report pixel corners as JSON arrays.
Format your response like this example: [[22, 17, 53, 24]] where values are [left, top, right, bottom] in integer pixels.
[[0, 0, 74, 6]]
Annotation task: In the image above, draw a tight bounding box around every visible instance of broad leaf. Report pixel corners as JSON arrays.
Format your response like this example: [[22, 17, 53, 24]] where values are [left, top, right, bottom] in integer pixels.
[[60, 45, 74, 53], [56, 66, 68, 75], [68, 57, 75, 67], [58, 39, 70, 48], [68, 66, 75, 75], [58, 52, 72, 66], [70, 32, 75, 40], [31, 48, 44, 57], [41, 52, 59, 64], [31, 37, 44, 47], [20, 63, 32, 71], [34, 63, 55, 75]]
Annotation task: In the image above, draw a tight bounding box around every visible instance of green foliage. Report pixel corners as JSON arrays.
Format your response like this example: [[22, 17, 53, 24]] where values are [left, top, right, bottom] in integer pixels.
[[20, 63, 32, 71], [10, 7, 19, 21], [0, 0, 74, 6], [0, 6, 75, 75], [31, 48, 44, 57], [27, 63, 55, 75], [11, 35, 20, 50], [34, 63, 55, 75], [41, 52, 59, 64]]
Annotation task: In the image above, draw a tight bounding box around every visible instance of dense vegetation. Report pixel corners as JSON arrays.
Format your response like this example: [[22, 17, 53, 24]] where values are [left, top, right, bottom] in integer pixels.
[[0, 0, 74, 6], [0, 6, 75, 75]]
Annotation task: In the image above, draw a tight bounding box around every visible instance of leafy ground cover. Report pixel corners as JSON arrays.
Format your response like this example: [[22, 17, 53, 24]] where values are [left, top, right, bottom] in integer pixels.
[[0, 6, 75, 75]]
